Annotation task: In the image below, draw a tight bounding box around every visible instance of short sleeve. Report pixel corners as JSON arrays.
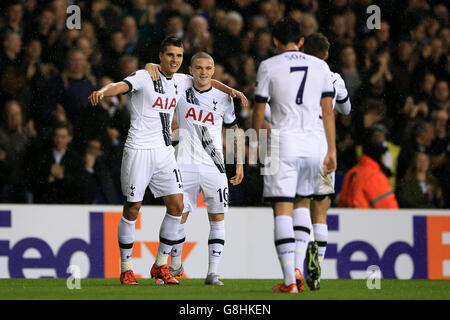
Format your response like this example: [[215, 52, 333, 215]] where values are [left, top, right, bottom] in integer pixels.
[[321, 64, 334, 98], [175, 73, 193, 93], [333, 73, 349, 102], [254, 62, 270, 103], [223, 95, 236, 127], [123, 69, 147, 93]]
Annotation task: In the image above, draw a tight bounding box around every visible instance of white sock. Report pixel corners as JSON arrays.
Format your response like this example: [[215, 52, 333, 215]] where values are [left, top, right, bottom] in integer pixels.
[[208, 220, 225, 275], [293, 208, 312, 274], [118, 216, 135, 272], [274, 215, 296, 286], [313, 223, 328, 267], [155, 213, 182, 267], [170, 222, 186, 270]]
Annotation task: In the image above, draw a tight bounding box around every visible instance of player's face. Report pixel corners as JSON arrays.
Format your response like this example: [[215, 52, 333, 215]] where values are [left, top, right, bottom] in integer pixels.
[[189, 58, 214, 89], [159, 45, 183, 76]]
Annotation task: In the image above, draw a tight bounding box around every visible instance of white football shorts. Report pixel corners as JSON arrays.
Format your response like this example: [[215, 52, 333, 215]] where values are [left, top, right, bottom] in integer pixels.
[[263, 138, 335, 202], [121, 146, 183, 202], [181, 170, 229, 214]]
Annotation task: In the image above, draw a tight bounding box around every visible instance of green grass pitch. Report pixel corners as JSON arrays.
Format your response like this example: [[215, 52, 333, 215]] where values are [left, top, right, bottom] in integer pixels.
[[0, 279, 449, 300]]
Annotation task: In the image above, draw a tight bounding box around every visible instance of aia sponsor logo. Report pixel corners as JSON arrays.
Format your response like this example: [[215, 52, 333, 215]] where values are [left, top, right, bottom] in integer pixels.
[[185, 107, 214, 125]]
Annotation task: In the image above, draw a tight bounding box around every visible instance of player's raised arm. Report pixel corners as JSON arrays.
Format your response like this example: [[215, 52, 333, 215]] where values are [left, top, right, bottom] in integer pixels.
[[211, 80, 248, 108], [88, 81, 130, 106]]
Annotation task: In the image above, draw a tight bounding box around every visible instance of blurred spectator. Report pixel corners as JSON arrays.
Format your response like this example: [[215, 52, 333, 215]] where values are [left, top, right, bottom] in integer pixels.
[[122, 16, 139, 54], [0, 31, 23, 107], [25, 8, 59, 63], [77, 76, 129, 152], [391, 39, 417, 96], [29, 122, 89, 203], [43, 48, 96, 133], [413, 71, 436, 104], [396, 121, 435, 184], [213, 11, 244, 74], [396, 151, 444, 208], [164, 11, 185, 39], [103, 31, 128, 81], [183, 15, 213, 58], [375, 21, 392, 48], [251, 28, 273, 66], [339, 140, 399, 209], [299, 13, 319, 38], [83, 138, 120, 204], [2, 1, 25, 38], [20, 38, 47, 125], [0, 101, 36, 202], [430, 80, 449, 111], [338, 45, 362, 101], [258, 0, 283, 27]]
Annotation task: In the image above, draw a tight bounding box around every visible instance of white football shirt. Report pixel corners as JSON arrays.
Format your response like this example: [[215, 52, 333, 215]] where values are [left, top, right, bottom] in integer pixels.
[[255, 50, 334, 157], [122, 70, 192, 149], [176, 86, 236, 173]]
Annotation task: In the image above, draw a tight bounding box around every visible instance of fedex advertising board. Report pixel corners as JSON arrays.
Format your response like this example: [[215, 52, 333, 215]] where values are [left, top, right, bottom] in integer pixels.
[[0, 205, 449, 279]]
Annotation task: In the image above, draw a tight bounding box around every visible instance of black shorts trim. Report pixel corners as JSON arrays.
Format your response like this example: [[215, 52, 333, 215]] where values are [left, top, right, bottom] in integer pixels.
[[296, 193, 335, 201], [264, 197, 295, 203]]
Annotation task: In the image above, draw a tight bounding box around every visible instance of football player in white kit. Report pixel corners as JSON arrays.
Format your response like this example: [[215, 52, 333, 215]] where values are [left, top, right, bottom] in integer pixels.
[[167, 52, 244, 286], [252, 19, 337, 293], [88, 37, 246, 286], [296, 33, 351, 291]]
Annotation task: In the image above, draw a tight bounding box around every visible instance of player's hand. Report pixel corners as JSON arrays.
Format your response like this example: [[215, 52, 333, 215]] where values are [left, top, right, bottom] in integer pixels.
[[88, 91, 104, 106], [230, 164, 244, 185], [230, 90, 248, 108], [323, 151, 337, 175], [145, 63, 161, 81]]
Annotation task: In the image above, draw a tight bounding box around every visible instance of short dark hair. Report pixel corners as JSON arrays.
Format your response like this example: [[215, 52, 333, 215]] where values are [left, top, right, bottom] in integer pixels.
[[54, 122, 73, 137], [272, 18, 302, 45], [160, 35, 183, 53], [303, 33, 330, 60]]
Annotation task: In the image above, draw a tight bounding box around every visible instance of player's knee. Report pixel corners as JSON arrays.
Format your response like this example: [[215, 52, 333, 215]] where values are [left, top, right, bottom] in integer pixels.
[[166, 201, 184, 216], [123, 202, 141, 220]]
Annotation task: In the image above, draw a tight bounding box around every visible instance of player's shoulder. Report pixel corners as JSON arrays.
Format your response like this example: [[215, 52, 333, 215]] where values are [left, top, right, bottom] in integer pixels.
[[304, 53, 330, 70], [173, 72, 190, 81], [211, 87, 233, 104]]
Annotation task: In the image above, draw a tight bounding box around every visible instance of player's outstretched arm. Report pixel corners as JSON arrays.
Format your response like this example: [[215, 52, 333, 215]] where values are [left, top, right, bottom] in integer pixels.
[[211, 80, 248, 108], [321, 96, 337, 175], [88, 82, 129, 106], [144, 63, 248, 107]]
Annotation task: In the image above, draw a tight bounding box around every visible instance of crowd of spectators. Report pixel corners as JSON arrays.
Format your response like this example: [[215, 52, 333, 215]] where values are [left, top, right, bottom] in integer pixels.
[[0, 0, 448, 208]]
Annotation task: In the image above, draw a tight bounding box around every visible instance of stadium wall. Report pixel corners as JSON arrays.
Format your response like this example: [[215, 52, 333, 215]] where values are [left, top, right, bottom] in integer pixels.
[[0, 205, 449, 279]]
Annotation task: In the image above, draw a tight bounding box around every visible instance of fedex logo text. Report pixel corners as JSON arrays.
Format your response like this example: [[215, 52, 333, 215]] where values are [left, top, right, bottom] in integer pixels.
[[324, 214, 450, 279]]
